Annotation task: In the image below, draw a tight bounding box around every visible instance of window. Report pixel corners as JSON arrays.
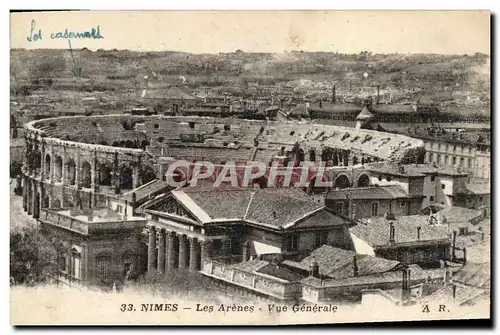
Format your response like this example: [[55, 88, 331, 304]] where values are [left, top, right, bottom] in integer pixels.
[[453, 145, 456, 152], [189, 122, 195, 129], [441, 184, 445, 189], [468, 158, 472, 168], [116, 205, 123, 213], [386, 176, 392, 182], [315, 231, 328, 248], [154, 124, 159, 129], [289, 131, 295, 136], [378, 175, 382, 181], [460, 157, 464, 166], [444, 156, 449, 165], [334, 202, 344, 215], [224, 124, 230, 131], [285, 235, 299, 252], [430, 196, 435, 202], [430, 175, 436, 182], [452, 157, 457, 165], [371, 202, 378, 216], [72, 252, 81, 279], [436, 154, 441, 163], [96, 256, 110, 280], [400, 201, 407, 207], [445, 144, 449, 151], [59, 252, 67, 272]]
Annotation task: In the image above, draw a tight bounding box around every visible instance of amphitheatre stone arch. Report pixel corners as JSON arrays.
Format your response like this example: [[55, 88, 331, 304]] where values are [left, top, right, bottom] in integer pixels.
[[356, 173, 370, 187], [334, 173, 351, 189]]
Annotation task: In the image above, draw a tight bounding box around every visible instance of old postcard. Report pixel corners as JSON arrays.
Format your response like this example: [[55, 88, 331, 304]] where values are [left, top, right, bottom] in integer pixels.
[[9, 10, 491, 325]]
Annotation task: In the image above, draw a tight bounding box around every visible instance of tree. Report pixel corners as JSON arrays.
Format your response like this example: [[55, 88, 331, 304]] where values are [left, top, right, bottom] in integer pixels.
[[10, 225, 58, 285], [400, 147, 426, 164]]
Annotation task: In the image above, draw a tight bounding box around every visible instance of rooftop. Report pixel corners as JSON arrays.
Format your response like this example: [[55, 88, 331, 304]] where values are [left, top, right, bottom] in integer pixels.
[[283, 245, 401, 279], [438, 206, 483, 223], [350, 215, 451, 248], [53, 208, 145, 223], [367, 163, 470, 177], [169, 186, 347, 230], [326, 185, 410, 201], [452, 262, 490, 289]]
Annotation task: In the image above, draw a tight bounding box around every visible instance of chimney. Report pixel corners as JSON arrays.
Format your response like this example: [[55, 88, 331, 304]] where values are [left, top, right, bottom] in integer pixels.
[[402, 266, 412, 301], [444, 268, 451, 287], [332, 84, 336, 103], [319, 100, 323, 109], [452, 231, 457, 261], [132, 192, 137, 215], [452, 284, 457, 301], [353, 255, 359, 277], [417, 226, 421, 240], [310, 260, 320, 278], [389, 222, 396, 243], [462, 248, 467, 265], [123, 200, 128, 220], [272, 211, 277, 220], [279, 99, 284, 109], [376, 84, 380, 105]]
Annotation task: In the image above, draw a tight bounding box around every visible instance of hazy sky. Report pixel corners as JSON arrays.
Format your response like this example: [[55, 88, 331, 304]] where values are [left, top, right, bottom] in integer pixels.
[[11, 11, 490, 54]]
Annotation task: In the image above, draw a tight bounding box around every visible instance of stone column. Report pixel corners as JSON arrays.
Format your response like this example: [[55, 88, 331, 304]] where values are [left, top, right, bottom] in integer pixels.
[[32, 181, 39, 219], [40, 145, 46, 180], [132, 165, 140, 189], [178, 234, 189, 270], [76, 150, 82, 189], [62, 148, 68, 185], [167, 231, 178, 271], [147, 226, 157, 273], [22, 177, 28, 212], [189, 237, 201, 271], [27, 180, 33, 215], [157, 229, 166, 274], [81, 243, 88, 282], [50, 146, 55, 182]]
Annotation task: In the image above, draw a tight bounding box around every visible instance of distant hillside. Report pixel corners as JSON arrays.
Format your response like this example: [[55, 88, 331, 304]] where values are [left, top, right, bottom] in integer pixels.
[[10, 49, 490, 101]]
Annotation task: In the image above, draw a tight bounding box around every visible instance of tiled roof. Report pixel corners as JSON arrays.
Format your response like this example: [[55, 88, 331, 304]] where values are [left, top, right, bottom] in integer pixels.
[[326, 185, 410, 201], [452, 262, 490, 288], [350, 215, 451, 248], [464, 182, 491, 195], [284, 245, 400, 279], [438, 206, 483, 223], [256, 263, 305, 282], [122, 179, 172, 202], [421, 283, 486, 306], [308, 103, 361, 113], [367, 163, 469, 177], [301, 264, 438, 288], [172, 186, 343, 229]]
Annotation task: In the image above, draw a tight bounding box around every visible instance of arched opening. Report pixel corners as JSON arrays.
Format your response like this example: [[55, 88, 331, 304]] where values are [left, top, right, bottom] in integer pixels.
[[55, 156, 63, 182], [352, 156, 359, 165], [66, 158, 76, 185], [112, 141, 120, 147], [67, 201, 74, 208], [98, 162, 113, 186], [308, 149, 316, 162], [334, 174, 351, 189], [45, 154, 51, 177], [81, 161, 92, 188], [321, 148, 333, 162], [357, 174, 370, 187], [124, 140, 135, 148], [53, 198, 61, 209], [120, 165, 133, 190], [294, 148, 305, 163]]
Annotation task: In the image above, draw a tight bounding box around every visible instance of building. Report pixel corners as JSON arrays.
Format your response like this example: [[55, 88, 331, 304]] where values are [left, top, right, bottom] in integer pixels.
[[38, 207, 148, 287], [325, 185, 424, 219], [366, 163, 470, 209], [349, 214, 452, 268]]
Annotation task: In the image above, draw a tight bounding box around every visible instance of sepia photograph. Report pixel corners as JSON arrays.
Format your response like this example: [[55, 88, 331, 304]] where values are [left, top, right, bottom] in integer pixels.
[[9, 10, 491, 325]]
